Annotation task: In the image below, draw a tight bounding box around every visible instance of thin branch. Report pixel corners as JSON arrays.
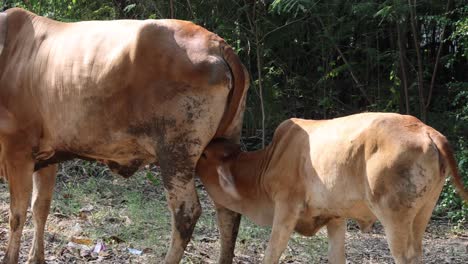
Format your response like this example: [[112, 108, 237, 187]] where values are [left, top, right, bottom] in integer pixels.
[[397, 22, 410, 114], [252, 1, 265, 148], [377, 31, 381, 102], [261, 15, 309, 42], [426, 0, 452, 109], [256, 42, 265, 149], [243, 0, 265, 148], [334, 46, 360, 86], [186, 0, 195, 20], [317, 17, 371, 104], [242, 0, 255, 34], [169, 0, 174, 18]]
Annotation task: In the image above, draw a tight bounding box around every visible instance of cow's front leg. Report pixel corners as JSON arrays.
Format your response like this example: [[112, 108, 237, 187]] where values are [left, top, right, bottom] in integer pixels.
[[214, 204, 241, 264], [326, 218, 346, 264], [263, 202, 299, 264], [2, 158, 34, 264], [27, 165, 57, 264], [162, 167, 201, 264]]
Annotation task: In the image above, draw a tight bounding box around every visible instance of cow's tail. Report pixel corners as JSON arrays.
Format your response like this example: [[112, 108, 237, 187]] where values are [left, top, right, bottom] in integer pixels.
[[430, 130, 468, 202], [214, 40, 249, 138]]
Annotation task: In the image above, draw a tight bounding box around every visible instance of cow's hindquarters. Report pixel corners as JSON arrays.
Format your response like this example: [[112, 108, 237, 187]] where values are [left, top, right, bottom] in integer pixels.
[[368, 137, 445, 264]]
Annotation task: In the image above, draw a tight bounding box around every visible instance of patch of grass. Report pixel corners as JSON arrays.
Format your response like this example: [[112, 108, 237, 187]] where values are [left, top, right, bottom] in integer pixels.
[[49, 162, 331, 262], [53, 176, 100, 216], [238, 218, 272, 241], [289, 233, 328, 262], [118, 189, 170, 248], [52, 164, 172, 251]]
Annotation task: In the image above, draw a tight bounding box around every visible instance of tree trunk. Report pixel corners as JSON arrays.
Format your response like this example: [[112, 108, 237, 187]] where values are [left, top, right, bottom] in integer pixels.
[[170, 0, 174, 18], [408, 0, 426, 121]]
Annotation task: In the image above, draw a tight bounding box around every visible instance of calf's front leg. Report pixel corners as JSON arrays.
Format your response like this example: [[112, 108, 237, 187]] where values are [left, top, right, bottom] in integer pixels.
[[215, 204, 241, 264], [263, 203, 299, 264], [2, 158, 34, 264], [27, 165, 57, 264], [326, 218, 346, 264]]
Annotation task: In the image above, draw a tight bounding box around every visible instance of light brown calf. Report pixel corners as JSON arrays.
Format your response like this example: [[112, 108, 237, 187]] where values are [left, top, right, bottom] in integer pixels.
[[0, 8, 249, 264], [196, 112, 468, 264]]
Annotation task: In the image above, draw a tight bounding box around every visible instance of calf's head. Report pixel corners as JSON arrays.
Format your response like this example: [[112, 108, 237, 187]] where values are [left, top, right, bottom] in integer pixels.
[[196, 138, 242, 200]]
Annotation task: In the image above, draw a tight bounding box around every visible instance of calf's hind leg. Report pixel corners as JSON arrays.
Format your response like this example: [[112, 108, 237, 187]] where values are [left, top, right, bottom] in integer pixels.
[[27, 165, 57, 264], [381, 213, 422, 264], [409, 182, 444, 264], [2, 156, 34, 264]]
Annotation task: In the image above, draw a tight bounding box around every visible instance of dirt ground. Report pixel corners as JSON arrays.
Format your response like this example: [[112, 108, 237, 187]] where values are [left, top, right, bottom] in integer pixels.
[[0, 167, 467, 264]]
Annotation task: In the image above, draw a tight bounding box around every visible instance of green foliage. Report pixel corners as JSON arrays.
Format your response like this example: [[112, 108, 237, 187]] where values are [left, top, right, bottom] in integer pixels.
[[270, 0, 316, 16], [450, 6, 468, 58], [451, 83, 468, 135]]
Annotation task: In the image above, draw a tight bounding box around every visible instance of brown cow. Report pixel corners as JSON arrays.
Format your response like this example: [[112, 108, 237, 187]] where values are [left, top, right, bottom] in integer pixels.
[[196, 113, 468, 264], [0, 8, 249, 264]]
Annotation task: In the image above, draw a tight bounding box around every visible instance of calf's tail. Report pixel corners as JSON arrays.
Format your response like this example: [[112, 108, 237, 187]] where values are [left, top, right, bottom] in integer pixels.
[[430, 131, 468, 202]]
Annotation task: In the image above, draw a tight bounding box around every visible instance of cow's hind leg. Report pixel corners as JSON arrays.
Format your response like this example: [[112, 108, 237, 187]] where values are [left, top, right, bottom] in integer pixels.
[[27, 165, 57, 264], [163, 175, 201, 264], [159, 141, 202, 264], [2, 157, 34, 264], [214, 204, 241, 264]]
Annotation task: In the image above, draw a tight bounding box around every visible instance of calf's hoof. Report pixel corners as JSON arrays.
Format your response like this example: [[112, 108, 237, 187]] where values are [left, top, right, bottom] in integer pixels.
[[26, 257, 46, 264], [218, 254, 235, 264], [2, 255, 18, 264]]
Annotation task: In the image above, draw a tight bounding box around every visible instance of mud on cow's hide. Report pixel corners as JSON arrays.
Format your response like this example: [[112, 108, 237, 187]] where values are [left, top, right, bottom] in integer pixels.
[[126, 97, 208, 190]]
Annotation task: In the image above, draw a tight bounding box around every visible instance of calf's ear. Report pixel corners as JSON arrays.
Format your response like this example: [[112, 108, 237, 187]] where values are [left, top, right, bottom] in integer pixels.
[[217, 165, 241, 200], [0, 12, 6, 57], [222, 143, 241, 158], [0, 104, 16, 135]]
